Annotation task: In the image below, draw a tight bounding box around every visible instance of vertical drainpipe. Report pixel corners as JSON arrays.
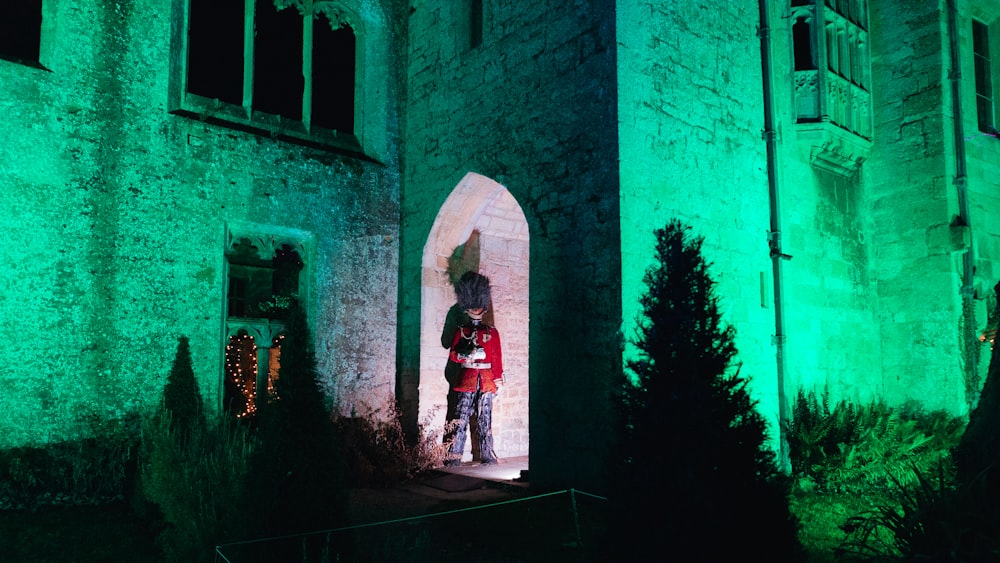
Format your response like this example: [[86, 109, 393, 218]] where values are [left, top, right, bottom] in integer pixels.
[[946, 0, 978, 406], [758, 0, 792, 473]]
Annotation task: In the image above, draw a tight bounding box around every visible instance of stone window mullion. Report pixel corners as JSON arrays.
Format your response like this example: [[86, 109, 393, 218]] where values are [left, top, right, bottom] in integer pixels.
[[242, 0, 255, 116], [302, 11, 314, 130]]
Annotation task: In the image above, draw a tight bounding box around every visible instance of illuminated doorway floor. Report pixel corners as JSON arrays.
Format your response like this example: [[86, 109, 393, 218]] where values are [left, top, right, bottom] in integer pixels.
[[437, 455, 529, 484]]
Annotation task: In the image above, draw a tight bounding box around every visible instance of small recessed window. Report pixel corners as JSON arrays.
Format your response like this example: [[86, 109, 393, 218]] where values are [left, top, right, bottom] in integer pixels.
[[469, 0, 484, 50]]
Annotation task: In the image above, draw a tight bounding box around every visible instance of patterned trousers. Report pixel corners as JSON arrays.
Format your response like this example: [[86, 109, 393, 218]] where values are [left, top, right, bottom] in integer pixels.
[[445, 389, 496, 463]]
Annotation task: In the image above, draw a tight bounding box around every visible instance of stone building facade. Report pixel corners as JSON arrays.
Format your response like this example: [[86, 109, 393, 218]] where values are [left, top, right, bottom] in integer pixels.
[[1, 0, 998, 492]]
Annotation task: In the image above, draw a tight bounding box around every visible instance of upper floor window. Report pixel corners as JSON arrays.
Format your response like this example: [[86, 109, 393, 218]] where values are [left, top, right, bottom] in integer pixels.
[[182, 0, 359, 151], [0, 0, 42, 66], [973, 19, 996, 135], [465, 0, 484, 50], [790, 0, 872, 178]]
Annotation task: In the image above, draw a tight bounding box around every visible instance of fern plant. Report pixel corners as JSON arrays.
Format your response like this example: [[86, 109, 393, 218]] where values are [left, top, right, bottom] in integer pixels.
[[789, 391, 964, 494]]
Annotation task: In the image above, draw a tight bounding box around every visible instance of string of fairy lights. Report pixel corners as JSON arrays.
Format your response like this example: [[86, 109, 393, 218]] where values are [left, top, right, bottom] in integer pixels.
[[224, 332, 286, 419], [225, 333, 258, 418]]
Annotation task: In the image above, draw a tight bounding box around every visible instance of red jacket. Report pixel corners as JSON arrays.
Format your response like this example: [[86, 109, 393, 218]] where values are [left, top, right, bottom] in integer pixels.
[[448, 323, 503, 393]]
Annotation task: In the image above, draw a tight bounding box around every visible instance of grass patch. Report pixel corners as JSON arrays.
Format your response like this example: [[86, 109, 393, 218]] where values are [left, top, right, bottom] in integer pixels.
[[0, 501, 161, 562]]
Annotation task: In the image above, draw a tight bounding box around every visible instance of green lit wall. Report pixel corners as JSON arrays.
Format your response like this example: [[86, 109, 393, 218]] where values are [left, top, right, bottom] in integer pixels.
[[864, 0, 965, 411], [617, 0, 1000, 438], [616, 1, 783, 436], [0, 0, 403, 447], [766, 2, 884, 409]]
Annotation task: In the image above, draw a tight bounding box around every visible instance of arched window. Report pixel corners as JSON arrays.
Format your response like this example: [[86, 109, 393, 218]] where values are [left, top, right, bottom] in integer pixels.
[[223, 224, 311, 418], [793, 17, 816, 71]]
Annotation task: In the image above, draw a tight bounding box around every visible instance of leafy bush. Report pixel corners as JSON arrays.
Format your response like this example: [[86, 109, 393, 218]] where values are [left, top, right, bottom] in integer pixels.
[[0, 412, 139, 511], [333, 403, 447, 488], [138, 412, 255, 562], [837, 281, 1000, 560], [135, 334, 255, 562], [160, 335, 205, 440], [242, 304, 349, 561], [837, 465, 1000, 561]]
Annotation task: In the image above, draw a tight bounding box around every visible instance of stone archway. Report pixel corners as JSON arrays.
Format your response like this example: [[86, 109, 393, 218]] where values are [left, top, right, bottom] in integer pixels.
[[420, 172, 530, 462]]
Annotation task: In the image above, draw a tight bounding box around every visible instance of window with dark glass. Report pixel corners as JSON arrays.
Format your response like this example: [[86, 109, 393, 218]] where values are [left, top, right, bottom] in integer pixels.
[[187, 0, 245, 105], [973, 20, 995, 134], [469, 0, 484, 50], [0, 0, 42, 65], [793, 18, 816, 71], [185, 0, 358, 139]]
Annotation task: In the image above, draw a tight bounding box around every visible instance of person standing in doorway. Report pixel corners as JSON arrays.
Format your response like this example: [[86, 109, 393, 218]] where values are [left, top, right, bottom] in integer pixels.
[[443, 271, 504, 466]]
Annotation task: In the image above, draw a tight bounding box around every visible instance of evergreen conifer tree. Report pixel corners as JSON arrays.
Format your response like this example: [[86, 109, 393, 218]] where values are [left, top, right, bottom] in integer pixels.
[[161, 335, 205, 439], [609, 220, 801, 560], [244, 304, 349, 559]]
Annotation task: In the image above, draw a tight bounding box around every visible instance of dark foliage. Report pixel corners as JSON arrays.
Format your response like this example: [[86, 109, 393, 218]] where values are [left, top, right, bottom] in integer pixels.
[[243, 304, 349, 560], [788, 390, 963, 494], [836, 281, 1000, 560], [332, 405, 446, 488], [0, 413, 139, 511], [607, 220, 802, 561], [838, 465, 1000, 561], [789, 388, 858, 479], [160, 336, 205, 440], [955, 281, 1000, 487]]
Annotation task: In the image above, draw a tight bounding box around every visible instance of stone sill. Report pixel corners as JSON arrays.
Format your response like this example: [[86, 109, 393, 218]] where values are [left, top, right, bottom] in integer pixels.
[[172, 95, 371, 161]]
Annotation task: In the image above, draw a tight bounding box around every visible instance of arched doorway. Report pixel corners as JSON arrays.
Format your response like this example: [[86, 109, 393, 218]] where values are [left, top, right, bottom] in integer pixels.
[[420, 172, 529, 468]]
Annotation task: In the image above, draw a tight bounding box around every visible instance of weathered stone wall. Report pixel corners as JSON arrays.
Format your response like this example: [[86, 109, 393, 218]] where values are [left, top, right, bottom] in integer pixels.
[[617, 2, 783, 436], [400, 0, 620, 490], [866, 0, 967, 413], [765, 1, 884, 408], [0, 0, 402, 447], [5, 0, 1000, 492]]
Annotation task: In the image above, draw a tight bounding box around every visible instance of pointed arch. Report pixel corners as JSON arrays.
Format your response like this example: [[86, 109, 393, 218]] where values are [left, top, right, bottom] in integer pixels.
[[420, 172, 530, 462]]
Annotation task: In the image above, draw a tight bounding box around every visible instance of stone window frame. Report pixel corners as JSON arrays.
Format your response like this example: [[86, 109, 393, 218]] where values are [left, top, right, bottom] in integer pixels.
[[222, 221, 314, 414], [790, 0, 873, 178], [170, 0, 387, 158], [972, 17, 998, 136]]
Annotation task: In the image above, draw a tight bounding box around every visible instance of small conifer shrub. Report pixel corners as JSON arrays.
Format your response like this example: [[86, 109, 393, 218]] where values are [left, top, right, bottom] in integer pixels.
[[609, 219, 802, 561], [160, 335, 205, 440], [242, 304, 349, 560]]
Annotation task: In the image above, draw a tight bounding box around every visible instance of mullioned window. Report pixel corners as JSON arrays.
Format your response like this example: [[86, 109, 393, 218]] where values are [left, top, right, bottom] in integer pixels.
[[179, 0, 361, 152]]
